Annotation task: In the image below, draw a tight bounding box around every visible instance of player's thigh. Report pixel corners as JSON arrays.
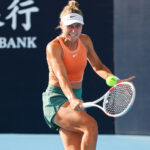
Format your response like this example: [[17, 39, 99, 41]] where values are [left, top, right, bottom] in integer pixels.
[[59, 128, 83, 150], [54, 101, 98, 133]]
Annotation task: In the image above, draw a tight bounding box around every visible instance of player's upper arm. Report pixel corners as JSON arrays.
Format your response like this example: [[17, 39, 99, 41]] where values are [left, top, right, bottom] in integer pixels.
[[46, 41, 62, 67], [82, 34, 103, 71], [46, 41, 68, 80]]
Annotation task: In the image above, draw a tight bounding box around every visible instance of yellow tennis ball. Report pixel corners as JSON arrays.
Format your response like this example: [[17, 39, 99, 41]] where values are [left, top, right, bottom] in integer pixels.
[[106, 76, 117, 87]]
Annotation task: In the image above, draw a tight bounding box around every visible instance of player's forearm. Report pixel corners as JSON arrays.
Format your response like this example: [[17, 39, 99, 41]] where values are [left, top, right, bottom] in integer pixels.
[[94, 64, 114, 80], [57, 75, 76, 100]]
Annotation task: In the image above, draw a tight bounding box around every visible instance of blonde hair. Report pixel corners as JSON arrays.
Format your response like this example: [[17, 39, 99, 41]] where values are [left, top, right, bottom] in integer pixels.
[[60, 0, 83, 19]]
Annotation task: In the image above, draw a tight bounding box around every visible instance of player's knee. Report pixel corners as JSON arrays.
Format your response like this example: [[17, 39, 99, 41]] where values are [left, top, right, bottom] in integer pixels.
[[85, 118, 98, 136], [90, 119, 98, 135]]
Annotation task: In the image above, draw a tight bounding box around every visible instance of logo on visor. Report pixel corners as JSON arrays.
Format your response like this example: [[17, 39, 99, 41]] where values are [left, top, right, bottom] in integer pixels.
[[70, 15, 76, 18]]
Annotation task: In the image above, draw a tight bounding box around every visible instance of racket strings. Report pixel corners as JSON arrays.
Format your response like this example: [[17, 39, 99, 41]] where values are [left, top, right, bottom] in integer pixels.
[[104, 84, 133, 115]]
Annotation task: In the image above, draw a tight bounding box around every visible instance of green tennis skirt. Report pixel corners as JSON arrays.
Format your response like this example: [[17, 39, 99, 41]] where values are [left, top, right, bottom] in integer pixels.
[[42, 85, 82, 131]]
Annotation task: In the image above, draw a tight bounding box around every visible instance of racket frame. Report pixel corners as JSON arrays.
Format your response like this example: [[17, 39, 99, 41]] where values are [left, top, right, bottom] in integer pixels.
[[82, 82, 136, 117]]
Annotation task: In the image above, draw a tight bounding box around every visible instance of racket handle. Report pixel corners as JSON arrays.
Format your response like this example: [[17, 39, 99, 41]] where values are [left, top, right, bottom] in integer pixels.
[[82, 102, 93, 109]]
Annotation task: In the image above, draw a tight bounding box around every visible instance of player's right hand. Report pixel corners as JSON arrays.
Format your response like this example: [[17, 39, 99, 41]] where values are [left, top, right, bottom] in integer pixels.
[[69, 98, 83, 111]]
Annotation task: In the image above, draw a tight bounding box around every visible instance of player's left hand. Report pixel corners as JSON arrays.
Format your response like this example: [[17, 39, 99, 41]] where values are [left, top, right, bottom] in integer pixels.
[[117, 76, 136, 83]]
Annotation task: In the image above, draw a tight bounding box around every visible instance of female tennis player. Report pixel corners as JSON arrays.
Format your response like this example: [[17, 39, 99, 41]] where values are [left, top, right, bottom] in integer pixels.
[[42, 1, 135, 150]]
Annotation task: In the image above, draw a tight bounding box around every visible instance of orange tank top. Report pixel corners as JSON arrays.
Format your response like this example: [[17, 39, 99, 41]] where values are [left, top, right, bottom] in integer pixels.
[[49, 36, 87, 83]]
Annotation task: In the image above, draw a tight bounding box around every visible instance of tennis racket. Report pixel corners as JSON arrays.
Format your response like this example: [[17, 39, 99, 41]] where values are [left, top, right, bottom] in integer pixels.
[[82, 82, 136, 117]]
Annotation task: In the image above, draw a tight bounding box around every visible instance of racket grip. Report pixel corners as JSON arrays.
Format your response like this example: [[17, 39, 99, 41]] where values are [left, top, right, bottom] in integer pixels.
[[82, 102, 93, 109]]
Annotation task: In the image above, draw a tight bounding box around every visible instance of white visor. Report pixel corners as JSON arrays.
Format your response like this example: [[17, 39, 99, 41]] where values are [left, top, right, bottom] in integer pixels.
[[61, 13, 84, 26]]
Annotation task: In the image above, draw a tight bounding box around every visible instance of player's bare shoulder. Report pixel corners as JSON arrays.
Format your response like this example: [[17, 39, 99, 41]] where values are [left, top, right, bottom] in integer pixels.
[[46, 37, 63, 56], [46, 38, 60, 51], [80, 34, 91, 42], [79, 34, 93, 51]]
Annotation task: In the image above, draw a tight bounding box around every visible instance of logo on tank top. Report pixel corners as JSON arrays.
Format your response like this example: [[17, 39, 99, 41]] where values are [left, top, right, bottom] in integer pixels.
[[72, 53, 78, 58]]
